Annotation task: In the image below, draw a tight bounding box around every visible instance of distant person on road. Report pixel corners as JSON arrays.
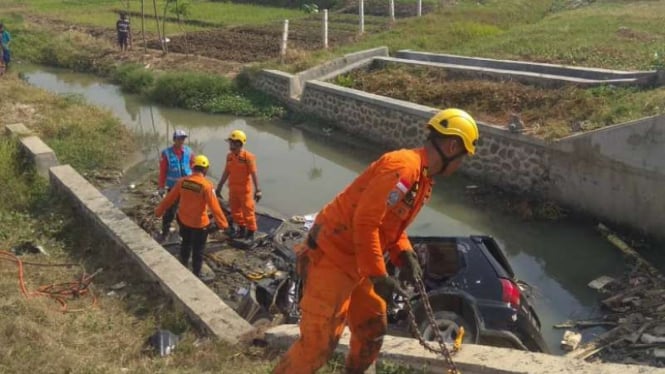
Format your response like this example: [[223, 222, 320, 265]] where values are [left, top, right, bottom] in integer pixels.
[[0, 22, 11, 70], [157, 129, 195, 241], [215, 130, 262, 241], [116, 13, 131, 52], [155, 155, 229, 279], [272, 108, 480, 374]]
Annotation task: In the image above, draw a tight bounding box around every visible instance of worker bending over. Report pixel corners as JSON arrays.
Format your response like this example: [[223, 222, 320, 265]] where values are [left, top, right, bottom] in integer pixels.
[[273, 108, 480, 374], [156, 155, 228, 278]]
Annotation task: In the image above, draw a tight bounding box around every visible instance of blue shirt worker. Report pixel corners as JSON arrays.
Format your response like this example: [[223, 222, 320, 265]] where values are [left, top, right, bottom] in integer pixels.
[[157, 129, 195, 241]]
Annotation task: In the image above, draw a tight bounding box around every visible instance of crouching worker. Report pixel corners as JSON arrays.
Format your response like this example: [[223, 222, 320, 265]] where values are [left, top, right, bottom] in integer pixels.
[[155, 155, 229, 278], [273, 108, 480, 374]]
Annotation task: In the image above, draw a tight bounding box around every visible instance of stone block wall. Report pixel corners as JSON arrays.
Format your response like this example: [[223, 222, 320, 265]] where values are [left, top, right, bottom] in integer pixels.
[[300, 80, 552, 194], [251, 69, 294, 102]]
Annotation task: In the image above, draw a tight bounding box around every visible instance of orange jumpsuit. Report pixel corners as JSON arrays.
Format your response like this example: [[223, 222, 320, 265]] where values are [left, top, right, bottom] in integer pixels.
[[223, 149, 258, 232], [155, 172, 228, 230], [274, 148, 433, 374]]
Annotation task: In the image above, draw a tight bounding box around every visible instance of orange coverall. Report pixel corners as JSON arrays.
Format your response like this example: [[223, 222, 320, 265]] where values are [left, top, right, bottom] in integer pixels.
[[155, 172, 228, 230], [224, 149, 258, 232], [274, 148, 433, 374]]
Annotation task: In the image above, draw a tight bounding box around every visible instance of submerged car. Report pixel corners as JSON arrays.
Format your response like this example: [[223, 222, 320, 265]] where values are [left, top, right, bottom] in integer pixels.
[[235, 211, 549, 353]]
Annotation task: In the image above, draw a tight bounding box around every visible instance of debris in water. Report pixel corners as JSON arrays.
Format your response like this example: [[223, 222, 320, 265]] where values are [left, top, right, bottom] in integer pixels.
[[561, 330, 582, 351], [587, 275, 615, 291]]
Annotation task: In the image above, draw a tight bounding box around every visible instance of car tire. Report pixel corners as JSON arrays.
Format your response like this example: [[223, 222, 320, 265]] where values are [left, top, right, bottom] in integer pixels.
[[419, 310, 477, 344]]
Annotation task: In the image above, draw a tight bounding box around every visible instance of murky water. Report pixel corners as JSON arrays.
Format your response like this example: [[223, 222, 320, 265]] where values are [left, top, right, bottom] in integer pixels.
[[21, 64, 636, 355]]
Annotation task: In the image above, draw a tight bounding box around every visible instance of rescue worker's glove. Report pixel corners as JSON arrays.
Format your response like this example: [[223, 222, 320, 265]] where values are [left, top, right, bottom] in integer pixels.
[[398, 250, 423, 286], [157, 188, 166, 198], [370, 275, 407, 305], [254, 189, 262, 203], [215, 188, 223, 199]]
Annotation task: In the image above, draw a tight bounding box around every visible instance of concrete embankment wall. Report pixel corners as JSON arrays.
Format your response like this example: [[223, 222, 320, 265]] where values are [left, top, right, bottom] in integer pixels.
[[251, 50, 665, 240], [394, 50, 659, 86], [4, 123, 254, 345]]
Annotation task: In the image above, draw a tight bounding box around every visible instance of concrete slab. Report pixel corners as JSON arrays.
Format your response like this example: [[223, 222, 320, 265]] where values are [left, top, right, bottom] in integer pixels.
[[374, 57, 640, 88], [19, 136, 59, 178], [4, 123, 33, 137], [49, 164, 254, 345], [265, 324, 665, 374]]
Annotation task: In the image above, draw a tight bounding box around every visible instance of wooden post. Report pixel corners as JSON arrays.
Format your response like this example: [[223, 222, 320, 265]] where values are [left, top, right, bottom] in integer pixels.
[[141, 0, 147, 53], [359, 0, 364, 34], [152, 0, 165, 53], [389, 0, 395, 22], [322, 9, 328, 49], [417, 0, 422, 16], [281, 19, 289, 63]]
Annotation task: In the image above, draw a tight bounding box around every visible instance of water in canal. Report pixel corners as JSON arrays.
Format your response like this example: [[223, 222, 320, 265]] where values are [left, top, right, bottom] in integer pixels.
[[20, 65, 633, 355]]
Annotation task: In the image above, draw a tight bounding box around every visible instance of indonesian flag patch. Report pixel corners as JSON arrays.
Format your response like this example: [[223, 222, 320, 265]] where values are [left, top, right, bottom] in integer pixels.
[[396, 178, 411, 194]]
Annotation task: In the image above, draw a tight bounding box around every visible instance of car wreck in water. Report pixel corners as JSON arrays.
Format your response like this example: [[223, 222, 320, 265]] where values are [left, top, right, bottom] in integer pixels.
[[183, 207, 549, 353]]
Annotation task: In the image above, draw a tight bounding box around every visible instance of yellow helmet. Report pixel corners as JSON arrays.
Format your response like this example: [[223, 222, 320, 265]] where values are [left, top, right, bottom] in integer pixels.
[[227, 130, 247, 144], [427, 108, 479, 155], [193, 155, 210, 169]]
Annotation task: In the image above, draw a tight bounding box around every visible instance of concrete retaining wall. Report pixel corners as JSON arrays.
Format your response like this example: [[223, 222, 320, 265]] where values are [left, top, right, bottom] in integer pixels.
[[265, 324, 662, 374], [250, 49, 665, 239], [550, 115, 665, 236], [299, 80, 552, 193], [5, 123, 254, 345], [373, 57, 642, 88], [395, 50, 657, 84]]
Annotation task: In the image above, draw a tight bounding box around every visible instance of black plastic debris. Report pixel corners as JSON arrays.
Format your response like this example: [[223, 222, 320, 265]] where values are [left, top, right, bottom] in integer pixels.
[[148, 329, 180, 357], [11, 241, 46, 256]]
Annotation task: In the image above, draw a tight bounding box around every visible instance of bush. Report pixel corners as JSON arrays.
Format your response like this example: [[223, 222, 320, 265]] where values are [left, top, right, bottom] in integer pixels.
[[112, 64, 155, 94], [151, 72, 234, 110]]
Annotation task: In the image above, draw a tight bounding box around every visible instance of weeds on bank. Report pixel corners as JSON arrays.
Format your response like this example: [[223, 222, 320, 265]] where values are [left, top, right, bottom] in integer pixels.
[[334, 65, 665, 139], [112, 64, 285, 118]]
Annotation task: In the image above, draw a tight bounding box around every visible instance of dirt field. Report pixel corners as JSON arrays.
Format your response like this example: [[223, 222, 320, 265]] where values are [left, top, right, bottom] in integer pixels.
[[148, 21, 368, 63]]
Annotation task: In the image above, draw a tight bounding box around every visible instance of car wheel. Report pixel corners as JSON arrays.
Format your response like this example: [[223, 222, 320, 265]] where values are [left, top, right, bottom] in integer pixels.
[[419, 311, 477, 344]]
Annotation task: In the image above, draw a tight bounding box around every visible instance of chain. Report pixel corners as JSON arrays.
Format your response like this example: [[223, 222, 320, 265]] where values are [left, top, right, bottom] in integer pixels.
[[403, 276, 460, 374]]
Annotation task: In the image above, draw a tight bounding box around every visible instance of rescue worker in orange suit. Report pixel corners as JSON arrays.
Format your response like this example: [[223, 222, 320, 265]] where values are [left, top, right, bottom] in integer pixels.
[[273, 108, 480, 374], [157, 129, 195, 241], [215, 130, 262, 241], [155, 155, 229, 278]]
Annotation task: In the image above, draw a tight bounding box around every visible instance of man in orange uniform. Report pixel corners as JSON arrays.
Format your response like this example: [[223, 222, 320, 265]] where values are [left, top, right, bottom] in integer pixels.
[[155, 155, 229, 278], [215, 130, 262, 241], [273, 108, 480, 374]]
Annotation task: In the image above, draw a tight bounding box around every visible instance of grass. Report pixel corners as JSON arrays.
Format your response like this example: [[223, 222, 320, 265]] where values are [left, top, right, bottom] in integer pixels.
[[3, 0, 309, 32], [333, 64, 665, 139], [0, 73, 135, 172]]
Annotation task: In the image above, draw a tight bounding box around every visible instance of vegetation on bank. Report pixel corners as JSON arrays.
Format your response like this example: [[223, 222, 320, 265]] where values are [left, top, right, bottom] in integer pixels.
[[335, 64, 665, 139], [4, 13, 285, 118], [112, 64, 284, 117]]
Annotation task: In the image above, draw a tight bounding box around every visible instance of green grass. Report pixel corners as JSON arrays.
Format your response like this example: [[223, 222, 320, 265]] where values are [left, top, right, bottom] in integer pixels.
[[4, 0, 309, 32]]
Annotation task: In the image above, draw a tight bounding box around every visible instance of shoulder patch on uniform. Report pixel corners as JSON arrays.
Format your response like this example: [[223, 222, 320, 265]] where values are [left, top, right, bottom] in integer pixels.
[[387, 190, 400, 206], [182, 180, 203, 193], [395, 178, 411, 193]]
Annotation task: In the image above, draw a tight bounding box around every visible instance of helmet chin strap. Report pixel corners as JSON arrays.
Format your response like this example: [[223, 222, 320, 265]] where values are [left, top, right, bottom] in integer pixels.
[[430, 138, 466, 175]]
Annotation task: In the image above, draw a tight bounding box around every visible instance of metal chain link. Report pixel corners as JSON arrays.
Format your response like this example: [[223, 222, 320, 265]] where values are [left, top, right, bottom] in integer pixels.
[[403, 276, 460, 374]]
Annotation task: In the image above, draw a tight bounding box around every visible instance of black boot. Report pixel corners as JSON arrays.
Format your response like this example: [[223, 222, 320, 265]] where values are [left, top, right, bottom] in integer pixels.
[[245, 230, 255, 241], [236, 226, 247, 239]]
